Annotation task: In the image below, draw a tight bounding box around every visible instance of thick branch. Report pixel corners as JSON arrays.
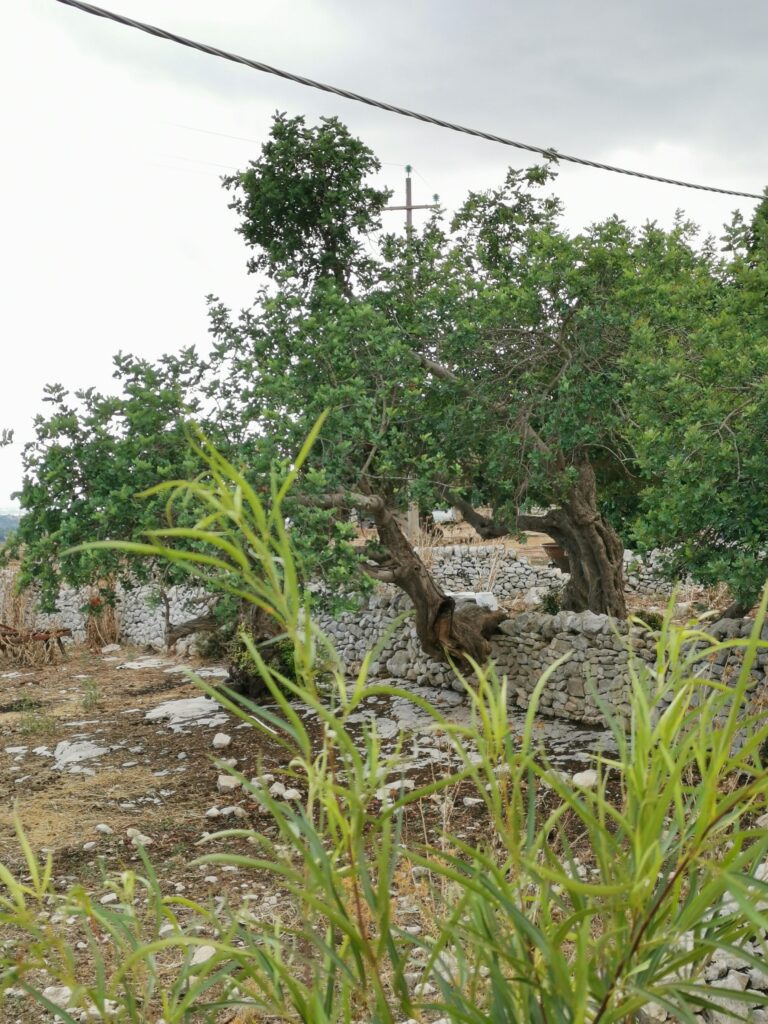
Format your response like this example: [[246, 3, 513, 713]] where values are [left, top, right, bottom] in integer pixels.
[[450, 495, 512, 540], [166, 614, 218, 647], [298, 491, 385, 515], [417, 354, 459, 383]]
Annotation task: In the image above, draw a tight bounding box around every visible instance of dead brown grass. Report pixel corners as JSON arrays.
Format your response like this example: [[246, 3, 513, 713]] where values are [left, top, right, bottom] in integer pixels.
[[1, 573, 36, 629], [84, 599, 120, 650]]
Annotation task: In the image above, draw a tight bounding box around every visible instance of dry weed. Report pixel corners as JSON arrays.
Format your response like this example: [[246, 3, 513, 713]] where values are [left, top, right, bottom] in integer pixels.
[[83, 584, 120, 649]]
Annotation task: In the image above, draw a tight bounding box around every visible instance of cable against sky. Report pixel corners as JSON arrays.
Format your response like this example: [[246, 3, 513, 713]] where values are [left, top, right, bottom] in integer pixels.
[[55, 0, 764, 202]]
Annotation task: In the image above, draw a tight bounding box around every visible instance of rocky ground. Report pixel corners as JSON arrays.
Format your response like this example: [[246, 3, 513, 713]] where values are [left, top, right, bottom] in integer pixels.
[[1, 644, 766, 1022], [0, 643, 619, 1022]]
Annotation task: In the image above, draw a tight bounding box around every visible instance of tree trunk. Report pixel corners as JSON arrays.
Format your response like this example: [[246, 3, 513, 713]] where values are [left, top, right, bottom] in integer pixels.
[[166, 614, 219, 648], [452, 459, 627, 619], [227, 602, 285, 698], [364, 499, 505, 666], [518, 459, 627, 618]]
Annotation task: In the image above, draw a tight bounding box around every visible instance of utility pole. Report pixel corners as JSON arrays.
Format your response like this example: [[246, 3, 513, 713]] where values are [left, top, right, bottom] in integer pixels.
[[385, 166, 440, 543], [385, 164, 440, 233]]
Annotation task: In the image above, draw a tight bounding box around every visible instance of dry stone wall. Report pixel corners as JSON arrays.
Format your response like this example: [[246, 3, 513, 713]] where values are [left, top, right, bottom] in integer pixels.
[[0, 545, 563, 648], [0, 568, 212, 649], [417, 543, 563, 600], [1, 543, 701, 727], [319, 601, 768, 726]]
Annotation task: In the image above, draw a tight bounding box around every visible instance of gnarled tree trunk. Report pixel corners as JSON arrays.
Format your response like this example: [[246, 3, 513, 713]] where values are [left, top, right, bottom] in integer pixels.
[[362, 497, 505, 666], [454, 458, 627, 619]]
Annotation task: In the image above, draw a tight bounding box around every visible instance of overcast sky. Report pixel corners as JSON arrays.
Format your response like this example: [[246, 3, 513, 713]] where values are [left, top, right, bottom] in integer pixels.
[[1, 0, 766, 510]]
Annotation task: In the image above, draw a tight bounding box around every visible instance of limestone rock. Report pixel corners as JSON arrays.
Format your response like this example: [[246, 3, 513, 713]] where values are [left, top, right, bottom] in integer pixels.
[[635, 1001, 668, 1022], [217, 774, 241, 794], [41, 986, 73, 1010], [386, 650, 411, 677], [572, 769, 597, 788], [190, 944, 216, 967]]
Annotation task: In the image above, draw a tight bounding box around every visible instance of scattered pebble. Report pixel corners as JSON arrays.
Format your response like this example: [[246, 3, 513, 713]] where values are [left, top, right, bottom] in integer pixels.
[[572, 769, 598, 788], [190, 944, 216, 967], [41, 985, 73, 1009], [217, 774, 241, 793]]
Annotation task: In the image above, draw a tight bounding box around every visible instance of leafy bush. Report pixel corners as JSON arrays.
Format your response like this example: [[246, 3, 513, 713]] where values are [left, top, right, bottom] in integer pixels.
[[3, 426, 768, 1023], [539, 587, 564, 615]]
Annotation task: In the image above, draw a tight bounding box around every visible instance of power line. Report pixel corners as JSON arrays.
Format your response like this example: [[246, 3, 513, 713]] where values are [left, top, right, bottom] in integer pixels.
[[169, 123, 263, 146], [55, 0, 764, 202]]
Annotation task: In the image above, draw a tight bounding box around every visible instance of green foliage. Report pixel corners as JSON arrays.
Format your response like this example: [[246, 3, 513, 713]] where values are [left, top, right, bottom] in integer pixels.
[[637, 609, 665, 632], [539, 587, 564, 615], [79, 678, 102, 712], [1, 350, 213, 610], [4, 436, 768, 1022], [7, 111, 767, 615], [224, 112, 391, 290], [626, 198, 768, 606]]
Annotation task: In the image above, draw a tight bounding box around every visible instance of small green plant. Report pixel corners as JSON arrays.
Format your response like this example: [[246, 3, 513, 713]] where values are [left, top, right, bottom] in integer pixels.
[[637, 608, 665, 631], [539, 586, 564, 615], [79, 678, 102, 711], [11, 691, 38, 713], [4, 423, 768, 1023], [16, 711, 58, 736]]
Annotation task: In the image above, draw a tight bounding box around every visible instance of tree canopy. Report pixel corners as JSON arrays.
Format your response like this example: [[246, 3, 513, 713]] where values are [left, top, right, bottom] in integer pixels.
[[5, 113, 767, 657], [627, 198, 768, 611]]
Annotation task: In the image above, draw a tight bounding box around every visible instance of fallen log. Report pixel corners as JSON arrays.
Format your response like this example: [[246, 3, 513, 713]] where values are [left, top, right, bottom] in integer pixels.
[[0, 623, 73, 663], [165, 614, 219, 648]]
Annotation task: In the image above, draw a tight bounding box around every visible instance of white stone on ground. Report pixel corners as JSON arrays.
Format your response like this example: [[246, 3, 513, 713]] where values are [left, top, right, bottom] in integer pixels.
[[212, 732, 231, 749], [635, 1001, 667, 1023], [190, 945, 216, 967], [707, 969, 750, 1024], [217, 774, 241, 793], [41, 985, 73, 1009], [52, 740, 109, 774], [572, 769, 598, 788], [145, 696, 228, 732], [118, 657, 172, 670]]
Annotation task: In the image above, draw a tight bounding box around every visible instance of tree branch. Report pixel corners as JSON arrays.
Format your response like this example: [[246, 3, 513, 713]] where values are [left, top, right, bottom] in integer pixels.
[[450, 495, 511, 540], [297, 491, 386, 515], [361, 562, 397, 583], [417, 354, 459, 383]]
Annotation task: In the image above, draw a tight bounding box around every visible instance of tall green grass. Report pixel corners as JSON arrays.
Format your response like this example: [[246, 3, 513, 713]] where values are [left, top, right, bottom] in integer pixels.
[[2, 423, 768, 1022]]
